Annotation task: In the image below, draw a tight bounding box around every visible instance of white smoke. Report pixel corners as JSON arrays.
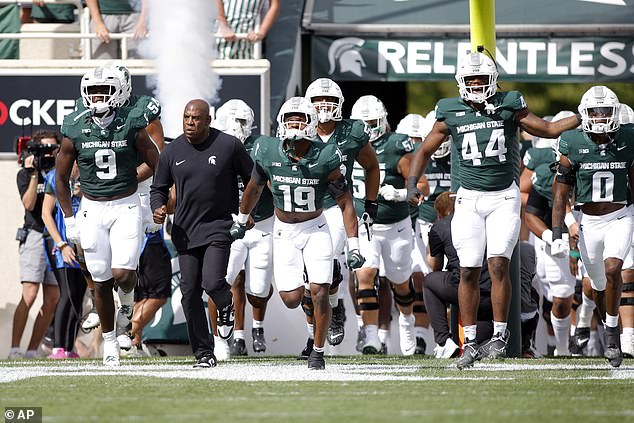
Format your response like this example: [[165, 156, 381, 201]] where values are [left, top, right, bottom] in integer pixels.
[[140, 0, 221, 138]]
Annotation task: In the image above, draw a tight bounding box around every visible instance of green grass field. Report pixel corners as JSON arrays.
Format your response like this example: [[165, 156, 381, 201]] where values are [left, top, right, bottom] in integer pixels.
[[1, 356, 632, 423]]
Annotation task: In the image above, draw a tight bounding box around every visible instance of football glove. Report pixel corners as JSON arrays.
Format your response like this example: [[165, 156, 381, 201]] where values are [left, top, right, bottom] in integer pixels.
[[379, 184, 407, 202], [64, 216, 80, 245], [229, 213, 249, 240], [406, 176, 423, 205], [550, 238, 568, 258], [346, 237, 365, 269]]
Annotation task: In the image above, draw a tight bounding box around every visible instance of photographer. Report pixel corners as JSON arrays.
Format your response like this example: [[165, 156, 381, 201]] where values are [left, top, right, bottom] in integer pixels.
[[8, 130, 60, 359]]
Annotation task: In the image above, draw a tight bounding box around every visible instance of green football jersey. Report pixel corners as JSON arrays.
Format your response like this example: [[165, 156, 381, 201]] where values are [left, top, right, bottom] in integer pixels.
[[559, 124, 634, 205], [523, 147, 556, 206], [320, 118, 369, 209], [245, 135, 274, 221], [417, 148, 452, 223], [61, 106, 153, 197], [436, 91, 526, 191], [252, 138, 343, 213], [353, 132, 414, 224]]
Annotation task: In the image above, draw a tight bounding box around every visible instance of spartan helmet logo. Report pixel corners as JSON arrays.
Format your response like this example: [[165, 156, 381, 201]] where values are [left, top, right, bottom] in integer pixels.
[[328, 37, 366, 78]]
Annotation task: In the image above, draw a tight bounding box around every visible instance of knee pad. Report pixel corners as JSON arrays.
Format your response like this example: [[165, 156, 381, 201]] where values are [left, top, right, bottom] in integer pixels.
[[354, 273, 379, 311], [301, 293, 313, 317], [413, 291, 426, 313], [620, 297, 634, 306], [541, 297, 553, 323], [87, 258, 111, 282], [331, 259, 343, 290], [622, 282, 634, 293], [391, 278, 415, 307]]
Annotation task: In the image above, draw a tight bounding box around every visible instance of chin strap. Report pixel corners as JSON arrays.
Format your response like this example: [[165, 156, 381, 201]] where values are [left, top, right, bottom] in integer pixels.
[[92, 112, 115, 129]]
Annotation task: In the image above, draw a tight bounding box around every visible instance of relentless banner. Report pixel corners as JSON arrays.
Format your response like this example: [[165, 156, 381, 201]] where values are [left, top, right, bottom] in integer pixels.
[[312, 36, 634, 82]]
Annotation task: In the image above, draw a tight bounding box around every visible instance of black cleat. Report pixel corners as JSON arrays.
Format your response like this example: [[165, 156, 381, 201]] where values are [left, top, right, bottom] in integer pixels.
[[216, 302, 235, 340], [297, 338, 314, 360], [479, 330, 510, 359], [193, 353, 217, 368], [456, 341, 481, 369], [252, 328, 266, 353], [379, 343, 388, 355], [229, 338, 248, 356], [327, 299, 346, 346], [570, 327, 590, 356], [604, 326, 623, 368], [307, 349, 325, 370], [414, 337, 427, 355]]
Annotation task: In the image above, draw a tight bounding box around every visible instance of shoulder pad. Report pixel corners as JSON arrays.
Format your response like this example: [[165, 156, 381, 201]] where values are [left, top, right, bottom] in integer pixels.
[[501, 91, 527, 112], [340, 119, 369, 143], [61, 108, 91, 137], [132, 95, 161, 122]]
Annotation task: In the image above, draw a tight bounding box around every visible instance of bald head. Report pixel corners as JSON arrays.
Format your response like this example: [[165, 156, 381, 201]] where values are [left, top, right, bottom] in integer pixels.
[[183, 99, 212, 144]]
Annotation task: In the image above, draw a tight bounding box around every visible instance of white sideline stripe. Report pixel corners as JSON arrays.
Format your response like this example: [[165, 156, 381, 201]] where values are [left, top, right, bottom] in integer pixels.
[[1, 361, 633, 383]]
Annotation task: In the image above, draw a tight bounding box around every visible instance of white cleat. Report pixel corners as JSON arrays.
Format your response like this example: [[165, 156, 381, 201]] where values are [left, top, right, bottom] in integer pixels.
[[362, 329, 382, 355], [117, 331, 133, 351], [214, 336, 231, 361], [116, 304, 134, 330], [433, 337, 460, 359], [82, 311, 100, 330], [398, 313, 417, 356], [103, 340, 121, 366], [621, 332, 634, 358]]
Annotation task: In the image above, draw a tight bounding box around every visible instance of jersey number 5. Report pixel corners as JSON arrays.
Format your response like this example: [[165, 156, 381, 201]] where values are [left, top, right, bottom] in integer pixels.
[[95, 149, 117, 180], [461, 129, 507, 166]]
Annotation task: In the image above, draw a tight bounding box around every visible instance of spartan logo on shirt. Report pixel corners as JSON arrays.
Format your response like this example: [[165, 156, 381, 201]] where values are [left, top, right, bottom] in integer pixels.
[[328, 37, 366, 78], [208, 155, 216, 165]]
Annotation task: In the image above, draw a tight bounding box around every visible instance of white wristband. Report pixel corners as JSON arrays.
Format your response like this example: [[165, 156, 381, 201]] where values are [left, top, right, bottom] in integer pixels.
[[541, 229, 553, 244], [564, 212, 576, 228], [236, 212, 249, 224], [395, 188, 408, 202], [347, 237, 360, 251]]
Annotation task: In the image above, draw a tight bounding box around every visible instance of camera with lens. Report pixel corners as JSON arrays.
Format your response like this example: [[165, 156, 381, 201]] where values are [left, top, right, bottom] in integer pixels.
[[20, 141, 58, 171]]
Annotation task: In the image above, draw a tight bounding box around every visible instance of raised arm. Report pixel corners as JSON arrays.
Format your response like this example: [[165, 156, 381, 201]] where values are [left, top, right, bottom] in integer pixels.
[[517, 110, 581, 139]]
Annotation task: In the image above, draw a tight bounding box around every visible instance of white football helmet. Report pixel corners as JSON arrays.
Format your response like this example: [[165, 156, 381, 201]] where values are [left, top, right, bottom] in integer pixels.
[[350, 95, 387, 142], [102, 61, 132, 106], [395, 114, 431, 139], [277, 96, 318, 142], [305, 78, 344, 123], [620, 103, 634, 124], [213, 99, 255, 142], [81, 65, 127, 114], [455, 52, 498, 103], [578, 86, 620, 134]]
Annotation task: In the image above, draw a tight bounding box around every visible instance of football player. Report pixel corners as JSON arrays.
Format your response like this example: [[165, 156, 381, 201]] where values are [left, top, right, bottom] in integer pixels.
[[350, 95, 418, 355], [553, 86, 634, 368], [56, 64, 161, 366], [230, 96, 364, 370], [522, 111, 577, 356], [302, 78, 380, 352], [407, 51, 581, 368], [396, 111, 444, 354], [210, 99, 274, 357]]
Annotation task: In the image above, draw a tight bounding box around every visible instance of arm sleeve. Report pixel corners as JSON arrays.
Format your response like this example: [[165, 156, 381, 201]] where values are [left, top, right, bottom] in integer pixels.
[[525, 186, 550, 218], [428, 224, 444, 257], [150, 149, 172, 211], [251, 162, 268, 185]]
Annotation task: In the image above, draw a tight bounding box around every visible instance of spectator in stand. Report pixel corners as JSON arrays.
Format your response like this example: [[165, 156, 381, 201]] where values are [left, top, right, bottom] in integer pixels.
[[9, 130, 60, 359], [86, 0, 148, 59], [31, 0, 77, 24], [41, 160, 86, 359], [216, 0, 280, 59]]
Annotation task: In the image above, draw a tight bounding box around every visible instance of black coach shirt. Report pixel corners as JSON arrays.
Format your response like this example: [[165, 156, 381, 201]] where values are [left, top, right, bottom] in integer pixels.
[[17, 169, 46, 233], [150, 128, 253, 251]]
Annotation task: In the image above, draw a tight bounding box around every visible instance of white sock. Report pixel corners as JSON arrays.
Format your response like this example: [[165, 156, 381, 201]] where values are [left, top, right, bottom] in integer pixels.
[[9, 347, 21, 355], [493, 321, 507, 336], [550, 312, 571, 355], [307, 323, 314, 339], [547, 335, 556, 347], [365, 324, 378, 340], [605, 313, 619, 328], [329, 292, 338, 308], [356, 315, 364, 329], [463, 325, 477, 343], [415, 326, 425, 338], [102, 330, 116, 342], [234, 330, 244, 340], [378, 328, 389, 344], [118, 288, 134, 307], [252, 319, 264, 329], [313, 345, 325, 353], [577, 293, 596, 328]]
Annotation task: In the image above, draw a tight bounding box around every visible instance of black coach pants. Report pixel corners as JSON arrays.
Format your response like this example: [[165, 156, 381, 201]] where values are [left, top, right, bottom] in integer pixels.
[[423, 271, 494, 346], [178, 240, 233, 358]]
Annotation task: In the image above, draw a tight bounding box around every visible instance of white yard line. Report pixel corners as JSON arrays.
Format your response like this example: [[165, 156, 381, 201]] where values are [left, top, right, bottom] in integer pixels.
[[1, 361, 632, 383]]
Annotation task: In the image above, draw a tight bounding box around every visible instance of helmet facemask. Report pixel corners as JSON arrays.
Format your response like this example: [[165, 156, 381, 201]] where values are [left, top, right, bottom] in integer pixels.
[[81, 66, 125, 115], [578, 86, 621, 134], [277, 97, 318, 143], [305, 78, 344, 123], [455, 52, 499, 104]]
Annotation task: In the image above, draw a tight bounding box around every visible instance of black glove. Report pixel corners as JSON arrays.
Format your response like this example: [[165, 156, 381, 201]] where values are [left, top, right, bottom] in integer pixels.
[[364, 199, 378, 221], [406, 176, 422, 205]]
